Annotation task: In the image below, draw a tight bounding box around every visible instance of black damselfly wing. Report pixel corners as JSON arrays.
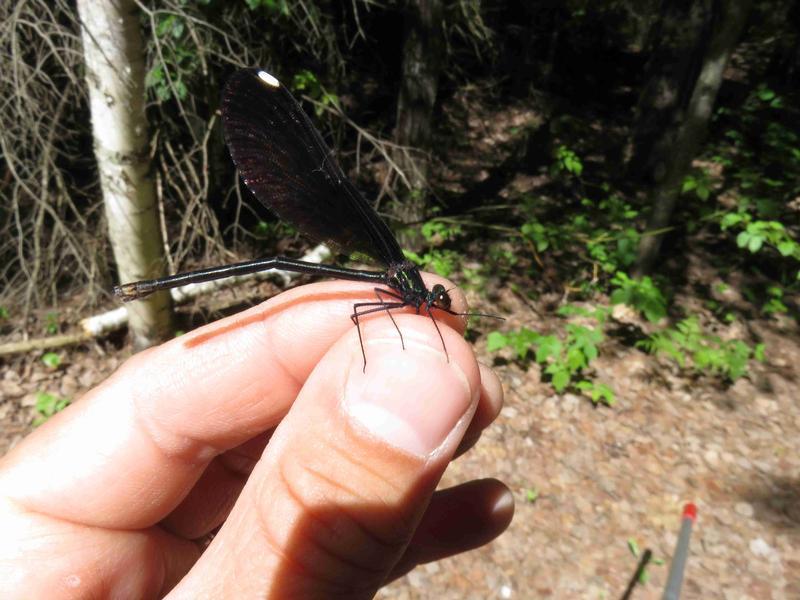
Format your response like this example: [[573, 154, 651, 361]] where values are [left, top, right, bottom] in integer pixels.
[[221, 69, 405, 267]]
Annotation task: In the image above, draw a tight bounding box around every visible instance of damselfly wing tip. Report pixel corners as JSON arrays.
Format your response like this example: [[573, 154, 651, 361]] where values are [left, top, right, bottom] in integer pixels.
[[257, 70, 280, 88]]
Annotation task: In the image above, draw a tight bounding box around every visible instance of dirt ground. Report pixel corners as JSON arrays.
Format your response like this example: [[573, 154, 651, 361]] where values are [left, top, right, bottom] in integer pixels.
[[1, 282, 798, 599]]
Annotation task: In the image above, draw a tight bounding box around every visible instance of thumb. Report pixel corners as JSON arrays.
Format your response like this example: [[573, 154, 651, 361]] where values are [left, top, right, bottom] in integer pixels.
[[168, 314, 481, 599]]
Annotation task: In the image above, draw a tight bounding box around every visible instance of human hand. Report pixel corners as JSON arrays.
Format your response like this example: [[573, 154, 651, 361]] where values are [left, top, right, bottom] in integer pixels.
[[0, 275, 512, 598]]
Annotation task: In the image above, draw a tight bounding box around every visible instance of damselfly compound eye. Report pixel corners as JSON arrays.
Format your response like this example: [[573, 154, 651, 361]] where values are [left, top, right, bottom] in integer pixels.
[[432, 284, 451, 310]]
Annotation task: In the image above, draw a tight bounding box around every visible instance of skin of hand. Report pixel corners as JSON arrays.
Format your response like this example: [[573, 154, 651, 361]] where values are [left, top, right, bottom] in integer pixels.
[[0, 273, 513, 598]]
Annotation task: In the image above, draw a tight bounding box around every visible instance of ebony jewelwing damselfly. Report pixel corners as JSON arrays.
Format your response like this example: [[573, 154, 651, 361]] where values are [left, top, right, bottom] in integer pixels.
[[115, 69, 499, 368]]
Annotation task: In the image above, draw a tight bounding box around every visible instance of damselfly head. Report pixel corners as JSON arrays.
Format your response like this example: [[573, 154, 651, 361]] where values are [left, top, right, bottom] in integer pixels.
[[430, 283, 452, 310]]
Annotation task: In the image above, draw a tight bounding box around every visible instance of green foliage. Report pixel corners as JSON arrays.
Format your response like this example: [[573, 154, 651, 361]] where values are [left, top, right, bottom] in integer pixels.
[[44, 312, 59, 335], [292, 70, 339, 117], [488, 242, 518, 269], [557, 303, 611, 324], [147, 68, 188, 102], [459, 265, 486, 292], [762, 285, 788, 315], [145, 13, 196, 101], [403, 248, 460, 279], [627, 538, 663, 584], [753, 84, 783, 109], [525, 488, 539, 504], [486, 327, 537, 358], [575, 380, 615, 405], [681, 168, 713, 201], [41, 352, 61, 369], [713, 82, 800, 281], [580, 197, 641, 274], [552, 145, 583, 176], [586, 227, 639, 273], [0, 306, 8, 319], [421, 220, 463, 244], [521, 219, 555, 253], [637, 316, 764, 381], [720, 210, 800, 276], [609, 272, 667, 323], [704, 297, 735, 324], [402, 218, 467, 278], [33, 392, 70, 426], [518, 194, 640, 278], [252, 219, 298, 242], [597, 195, 639, 222], [487, 305, 614, 404], [245, 0, 289, 14]]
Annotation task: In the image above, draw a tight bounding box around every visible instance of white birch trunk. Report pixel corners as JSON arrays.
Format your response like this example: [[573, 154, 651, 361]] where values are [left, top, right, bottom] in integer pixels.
[[76, 0, 173, 349]]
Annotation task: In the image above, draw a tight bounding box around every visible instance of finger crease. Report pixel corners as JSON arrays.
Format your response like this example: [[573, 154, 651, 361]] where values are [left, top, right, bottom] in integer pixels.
[[274, 462, 395, 581]]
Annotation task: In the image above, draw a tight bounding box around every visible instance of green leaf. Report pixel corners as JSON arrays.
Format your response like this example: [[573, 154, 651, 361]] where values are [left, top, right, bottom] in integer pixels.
[[566, 345, 587, 371], [551, 369, 570, 392], [44, 312, 59, 335], [720, 213, 742, 229], [595, 383, 615, 405], [610, 273, 666, 323], [747, 235, 763, 253], [536, 336, 561, 363], [486, 331, 508, 353], [513, 330, 540, 359], [174, 79, 188, 101], [609, 288, 626, 305], [145, 65, 164, 88], [35, 392, 57, 414], [757, 87, 776, 102], [156, 15, 175, 36], [33, 392, 70, 425], [41, 352, 61, 369], [171, 19, 185, 38], [525, 488, 539, 503], [402, 249, 424, 265], [736, 231, 750, 248], [576, 381, 615, 406]]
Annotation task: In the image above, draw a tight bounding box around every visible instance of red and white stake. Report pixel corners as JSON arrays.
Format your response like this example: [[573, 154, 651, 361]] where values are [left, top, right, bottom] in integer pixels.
[[662, 503, 697, 600]]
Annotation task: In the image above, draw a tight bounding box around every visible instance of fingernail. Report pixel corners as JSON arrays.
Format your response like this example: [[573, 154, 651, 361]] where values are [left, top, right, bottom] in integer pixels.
[[343, 339, 474, 457]]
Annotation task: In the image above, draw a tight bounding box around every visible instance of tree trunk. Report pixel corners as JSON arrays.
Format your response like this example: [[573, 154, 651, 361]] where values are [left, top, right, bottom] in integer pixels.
[[394, 0, 444, 243], [633, 0, 753, 277], [77, 0, 173, 349], [628, 0, 714, 182]]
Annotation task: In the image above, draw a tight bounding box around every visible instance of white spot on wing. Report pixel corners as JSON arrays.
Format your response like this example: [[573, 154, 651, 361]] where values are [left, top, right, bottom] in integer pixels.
[[257, 70, 280, 88]]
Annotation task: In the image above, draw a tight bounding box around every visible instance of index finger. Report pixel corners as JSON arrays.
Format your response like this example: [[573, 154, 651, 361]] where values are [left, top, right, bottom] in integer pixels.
[[0, 274, 470, 529]]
